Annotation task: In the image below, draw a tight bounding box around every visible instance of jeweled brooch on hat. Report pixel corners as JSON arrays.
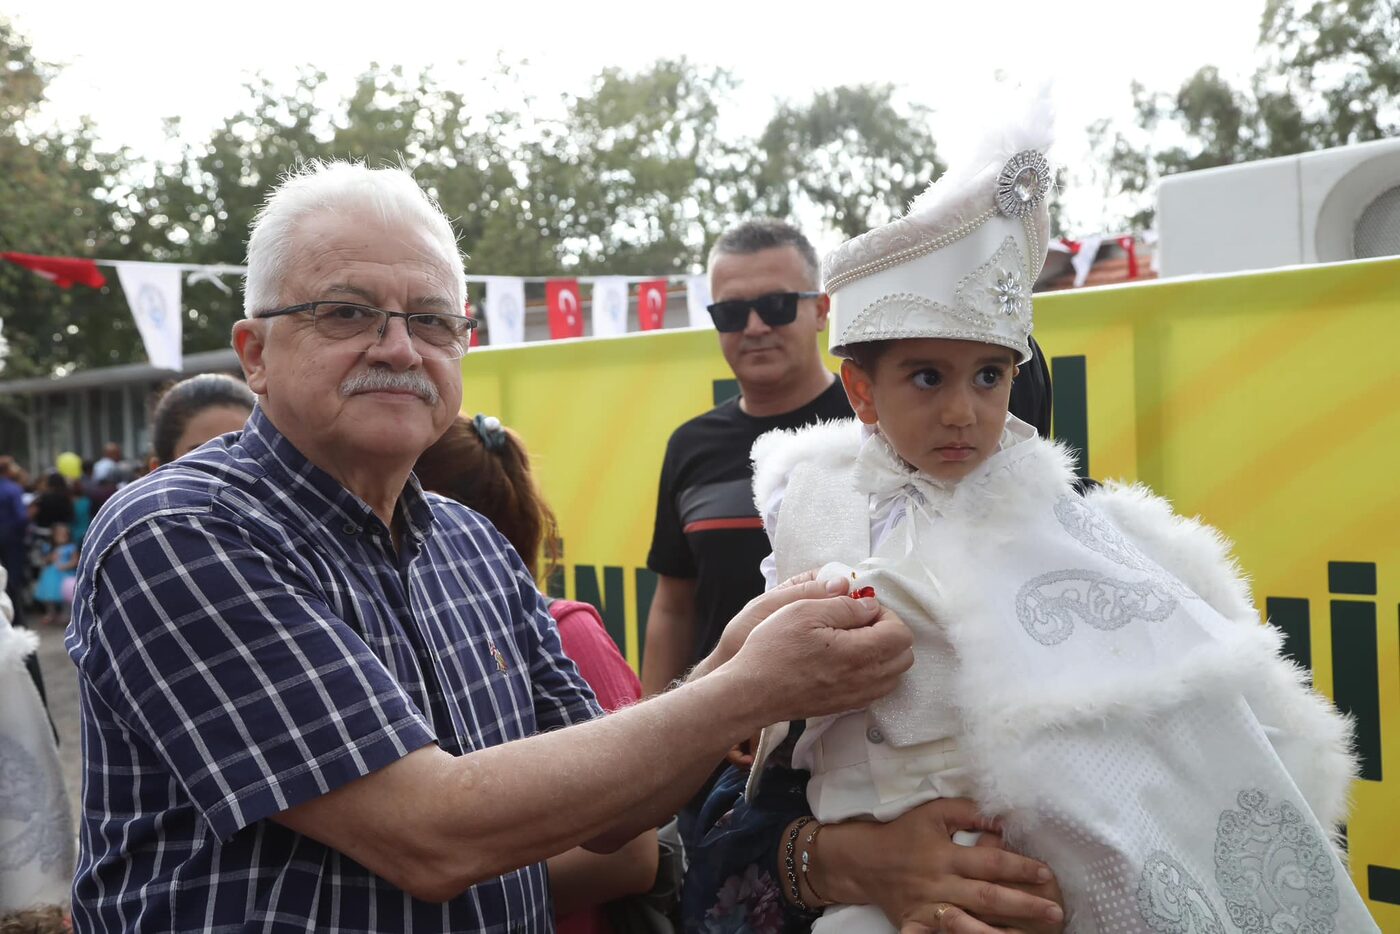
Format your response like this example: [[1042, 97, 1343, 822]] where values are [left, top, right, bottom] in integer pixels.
[[995, 150, 1051, 218]]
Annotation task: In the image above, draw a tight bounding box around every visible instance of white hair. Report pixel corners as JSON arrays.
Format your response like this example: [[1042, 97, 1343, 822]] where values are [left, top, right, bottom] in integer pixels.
[[242, 160, 466, 317]]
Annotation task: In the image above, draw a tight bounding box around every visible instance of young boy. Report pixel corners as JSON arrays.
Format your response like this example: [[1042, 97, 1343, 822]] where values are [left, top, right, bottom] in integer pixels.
[[746, 108, 1376, 933]]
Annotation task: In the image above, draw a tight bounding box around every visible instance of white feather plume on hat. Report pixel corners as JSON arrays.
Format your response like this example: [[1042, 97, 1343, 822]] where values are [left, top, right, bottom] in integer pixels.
[[907, 82, 1056, 225]]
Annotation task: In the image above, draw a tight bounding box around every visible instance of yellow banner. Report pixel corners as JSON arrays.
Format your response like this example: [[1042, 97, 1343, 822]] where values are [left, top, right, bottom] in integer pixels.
[[460, 256, 1400, 924]]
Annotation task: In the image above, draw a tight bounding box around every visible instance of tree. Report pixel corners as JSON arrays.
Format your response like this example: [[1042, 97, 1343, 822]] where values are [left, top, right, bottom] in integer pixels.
[[750, 85, 943, 241], [1092, 0, 1400, 229], [528, 59, 741, 276], [0, 19, 146, 377], [2, 47, 949, 374]]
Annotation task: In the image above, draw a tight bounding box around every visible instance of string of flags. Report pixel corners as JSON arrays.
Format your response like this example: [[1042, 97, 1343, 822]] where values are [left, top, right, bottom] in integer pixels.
[[482, 275, 710, 344], [1, 252, 718, 373], [1049, 235, 1142, 287]]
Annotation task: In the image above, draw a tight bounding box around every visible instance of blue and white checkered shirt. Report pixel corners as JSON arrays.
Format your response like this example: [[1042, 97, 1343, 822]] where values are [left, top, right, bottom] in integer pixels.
[[65, 406, 602, 932]]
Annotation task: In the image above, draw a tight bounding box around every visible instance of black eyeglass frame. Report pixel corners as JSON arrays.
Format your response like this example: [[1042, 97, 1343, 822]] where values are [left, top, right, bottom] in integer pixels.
[[254, 301, 479, 357], [706, 290, 823, 333]]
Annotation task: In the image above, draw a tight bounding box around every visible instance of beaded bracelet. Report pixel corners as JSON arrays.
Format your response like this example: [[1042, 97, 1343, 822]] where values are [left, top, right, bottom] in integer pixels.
[[783, 817, 817, 913], [801, 820, 831, 906]]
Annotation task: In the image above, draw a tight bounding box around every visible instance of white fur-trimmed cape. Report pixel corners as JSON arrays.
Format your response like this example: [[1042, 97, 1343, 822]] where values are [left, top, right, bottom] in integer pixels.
[[751, 418, 863, 517], [749, 418, 1358, 834]]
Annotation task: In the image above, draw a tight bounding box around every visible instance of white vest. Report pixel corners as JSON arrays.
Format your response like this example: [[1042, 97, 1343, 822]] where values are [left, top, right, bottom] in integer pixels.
[[749, 419, 1374, 934]]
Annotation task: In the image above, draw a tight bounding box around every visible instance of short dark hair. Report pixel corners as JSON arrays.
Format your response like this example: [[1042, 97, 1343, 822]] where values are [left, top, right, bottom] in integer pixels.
[[708, 219, 820, 288], [841, 340, 895, 373], [151, 374, 256, 464]]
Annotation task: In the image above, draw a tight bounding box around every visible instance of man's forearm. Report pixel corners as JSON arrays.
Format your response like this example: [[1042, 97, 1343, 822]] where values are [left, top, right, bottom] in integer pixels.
[[280, 665, 757, 901], [461, 668, 750, 858], [277, 587, 908, 904], [431, 662, 758, 889]]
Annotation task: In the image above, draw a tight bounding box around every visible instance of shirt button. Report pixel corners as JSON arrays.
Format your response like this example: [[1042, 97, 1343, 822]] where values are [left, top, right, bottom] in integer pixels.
[[867, 726, 885, 744], [342, 522, 359, 535]]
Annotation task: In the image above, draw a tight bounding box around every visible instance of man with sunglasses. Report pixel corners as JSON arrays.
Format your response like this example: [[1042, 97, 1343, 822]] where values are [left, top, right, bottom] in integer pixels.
[[64, 163, 918, 933], [642, 220, 853, 701]]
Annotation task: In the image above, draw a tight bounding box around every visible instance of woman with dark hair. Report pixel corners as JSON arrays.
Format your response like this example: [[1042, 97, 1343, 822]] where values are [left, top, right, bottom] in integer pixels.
[[29, 472, 74, 530], [150, 373, 255, 466], [416, 414, 660, 934]]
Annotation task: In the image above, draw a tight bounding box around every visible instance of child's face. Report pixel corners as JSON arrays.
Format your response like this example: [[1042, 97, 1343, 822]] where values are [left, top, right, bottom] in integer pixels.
[[52, 525, 70, 544], [840, 338, 1018, 482]]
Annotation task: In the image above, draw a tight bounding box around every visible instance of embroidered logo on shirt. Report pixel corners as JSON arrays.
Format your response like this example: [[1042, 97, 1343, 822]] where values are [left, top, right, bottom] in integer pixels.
[[488, 641, 508, 673]]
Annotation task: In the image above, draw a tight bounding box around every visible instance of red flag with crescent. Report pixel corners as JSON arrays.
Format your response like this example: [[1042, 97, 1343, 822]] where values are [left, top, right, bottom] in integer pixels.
[[546, 279, 584, 339], [637, 279, 667, 331]]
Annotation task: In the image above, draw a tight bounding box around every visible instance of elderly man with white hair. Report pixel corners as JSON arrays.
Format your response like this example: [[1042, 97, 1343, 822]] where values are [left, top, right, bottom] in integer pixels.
[[63, 163, 918, 933]]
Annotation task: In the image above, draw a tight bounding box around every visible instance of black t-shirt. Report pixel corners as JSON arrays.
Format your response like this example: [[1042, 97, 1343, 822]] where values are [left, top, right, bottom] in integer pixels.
[[647, 378, 853, 665]]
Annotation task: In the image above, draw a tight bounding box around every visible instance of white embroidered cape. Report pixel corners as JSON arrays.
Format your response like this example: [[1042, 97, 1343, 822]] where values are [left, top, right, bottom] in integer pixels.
[[747, 418, 1372, 934]]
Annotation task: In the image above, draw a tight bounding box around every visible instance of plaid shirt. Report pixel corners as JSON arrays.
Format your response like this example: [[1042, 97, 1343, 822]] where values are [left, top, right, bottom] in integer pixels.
[[65, 407, 601, 933]]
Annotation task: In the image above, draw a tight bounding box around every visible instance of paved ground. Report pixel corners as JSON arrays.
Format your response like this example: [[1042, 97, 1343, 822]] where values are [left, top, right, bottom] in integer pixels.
[[31, 617, 83, 831]]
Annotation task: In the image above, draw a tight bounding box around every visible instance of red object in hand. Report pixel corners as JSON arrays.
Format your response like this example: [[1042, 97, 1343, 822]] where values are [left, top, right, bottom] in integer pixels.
[[851, 586, 877, 599]]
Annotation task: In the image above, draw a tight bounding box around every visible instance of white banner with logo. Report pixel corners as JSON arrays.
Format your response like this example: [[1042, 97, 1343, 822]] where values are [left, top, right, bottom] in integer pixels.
[[113, 262, 183, 370], [686, 274, 713, 328], [591, 277, 629, 337], [483, 276, 527, 346]]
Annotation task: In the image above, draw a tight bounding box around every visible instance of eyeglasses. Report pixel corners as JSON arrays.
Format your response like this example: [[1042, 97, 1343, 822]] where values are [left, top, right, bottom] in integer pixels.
[[255, 301, 479, 360], [706, 291, 822, 333]]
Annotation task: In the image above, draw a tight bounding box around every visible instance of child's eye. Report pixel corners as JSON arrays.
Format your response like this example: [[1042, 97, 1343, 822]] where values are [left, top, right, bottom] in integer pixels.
[[912, 369, 942, 389], [974, 367, 1005, 388]]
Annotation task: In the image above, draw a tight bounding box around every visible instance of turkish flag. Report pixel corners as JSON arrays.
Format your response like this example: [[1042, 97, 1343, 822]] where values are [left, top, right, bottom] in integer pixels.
[[2, 252, 107, 289], [637, 279, 668, 331], [1117, 236, 1139, 279], [546, 278, 583, 339]]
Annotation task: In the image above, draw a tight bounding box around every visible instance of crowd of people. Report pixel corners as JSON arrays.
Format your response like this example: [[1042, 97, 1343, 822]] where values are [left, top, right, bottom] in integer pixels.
[[0, 372, 261, 634], [0, 100, 1377, 934], [0, 454, 102, 631]]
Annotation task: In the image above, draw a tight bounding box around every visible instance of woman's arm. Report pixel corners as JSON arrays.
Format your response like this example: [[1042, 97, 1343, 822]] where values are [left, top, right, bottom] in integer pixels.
[[682, 765, 1064, 934], [548, 828, 658, 914], [793, 801, 1065, 934], [681, 758, 818, 932]]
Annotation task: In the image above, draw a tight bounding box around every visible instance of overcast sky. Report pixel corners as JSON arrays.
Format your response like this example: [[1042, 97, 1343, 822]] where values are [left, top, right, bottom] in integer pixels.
[[8, 0, 1264, 245]]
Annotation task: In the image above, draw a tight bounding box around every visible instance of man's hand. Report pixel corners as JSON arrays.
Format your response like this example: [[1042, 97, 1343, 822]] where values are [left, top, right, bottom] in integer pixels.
[[815, 800, 1065, 934], [690, 570, 848, 682], [722, 589, 914, 725]]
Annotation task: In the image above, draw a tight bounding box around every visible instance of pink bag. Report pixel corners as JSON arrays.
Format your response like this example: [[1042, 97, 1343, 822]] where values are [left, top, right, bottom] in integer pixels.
[[62, 576, 77, 606]]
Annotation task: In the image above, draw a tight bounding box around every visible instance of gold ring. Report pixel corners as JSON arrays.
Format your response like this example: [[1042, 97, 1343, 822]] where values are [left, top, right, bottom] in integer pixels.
[[932, 902, 954, 927]]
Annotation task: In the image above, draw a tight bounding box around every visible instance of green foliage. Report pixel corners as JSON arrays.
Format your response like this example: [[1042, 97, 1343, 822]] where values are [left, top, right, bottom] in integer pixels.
[[0, 19, 147, 377], [1, 30, 942, 376], [751, 85, 943, 240], [1095, 0, 1400, 228]]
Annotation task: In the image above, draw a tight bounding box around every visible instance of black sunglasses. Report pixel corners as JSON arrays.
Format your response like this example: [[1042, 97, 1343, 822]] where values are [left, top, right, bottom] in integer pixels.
[[706, 291, 822, 333]]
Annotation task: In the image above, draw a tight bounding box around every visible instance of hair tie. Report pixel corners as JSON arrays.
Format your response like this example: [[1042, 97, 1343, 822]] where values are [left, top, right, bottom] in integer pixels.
[[473, 413, 509, 454]]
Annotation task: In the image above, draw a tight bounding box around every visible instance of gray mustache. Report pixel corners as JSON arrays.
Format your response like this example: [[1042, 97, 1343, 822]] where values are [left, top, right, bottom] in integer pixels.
[[340, 369, 440, 404]]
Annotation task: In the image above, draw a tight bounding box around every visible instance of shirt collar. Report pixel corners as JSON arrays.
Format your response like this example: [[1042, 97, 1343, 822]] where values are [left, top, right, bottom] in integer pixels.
[[238, 405, 436, 545], [853, 413, 1038, 499]]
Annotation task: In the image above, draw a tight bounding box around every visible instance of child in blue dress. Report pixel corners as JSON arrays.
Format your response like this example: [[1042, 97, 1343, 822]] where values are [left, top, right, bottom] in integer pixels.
[[35, 522, 78, 626]]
